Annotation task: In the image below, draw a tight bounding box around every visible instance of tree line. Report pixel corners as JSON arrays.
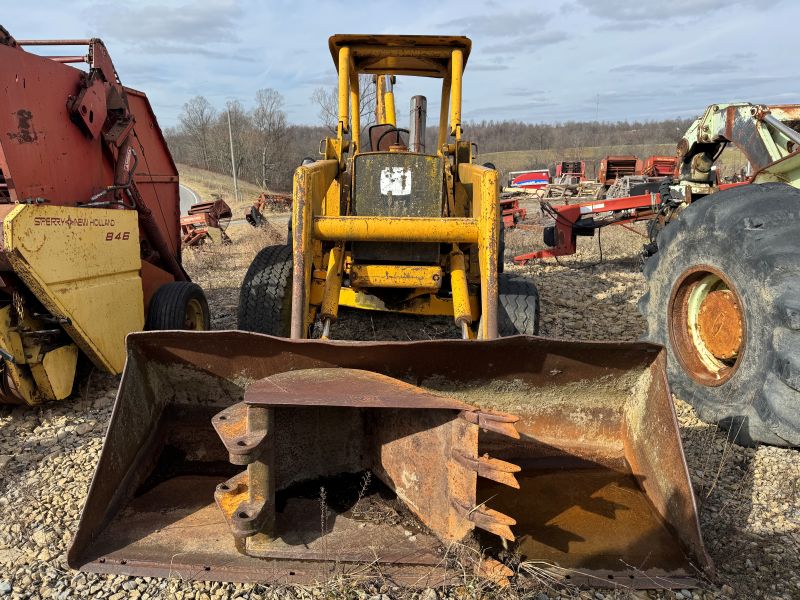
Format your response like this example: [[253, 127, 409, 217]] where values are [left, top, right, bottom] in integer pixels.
[[164, 88, 694, 194]]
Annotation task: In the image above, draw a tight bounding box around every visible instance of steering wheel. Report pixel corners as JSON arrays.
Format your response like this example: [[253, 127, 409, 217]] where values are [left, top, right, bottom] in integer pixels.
[[376, 127, 410, 150]]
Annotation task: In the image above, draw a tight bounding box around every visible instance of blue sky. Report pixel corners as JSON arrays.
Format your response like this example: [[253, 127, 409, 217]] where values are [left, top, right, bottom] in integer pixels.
[[3, 0, 797, 128]]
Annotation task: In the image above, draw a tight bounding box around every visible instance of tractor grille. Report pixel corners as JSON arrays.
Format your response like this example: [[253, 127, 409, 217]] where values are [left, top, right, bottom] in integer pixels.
[[351, 153, 444, 264]]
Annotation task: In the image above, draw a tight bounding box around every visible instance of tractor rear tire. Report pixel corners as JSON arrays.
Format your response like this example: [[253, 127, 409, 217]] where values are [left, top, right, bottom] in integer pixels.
[[146, 282, 210, 331], [498, 273, 540, 336], [238, 244, 293, 337], [640, 182, 800, 447]]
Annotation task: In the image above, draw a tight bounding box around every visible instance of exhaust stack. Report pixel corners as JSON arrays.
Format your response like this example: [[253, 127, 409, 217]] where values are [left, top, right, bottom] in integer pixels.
[[409, 95, 427, 153]]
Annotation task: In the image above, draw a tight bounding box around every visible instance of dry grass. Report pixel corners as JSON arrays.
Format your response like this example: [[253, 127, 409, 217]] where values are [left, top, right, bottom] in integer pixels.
[[182, 221, 286, 329], [177, 163, 266, 212]]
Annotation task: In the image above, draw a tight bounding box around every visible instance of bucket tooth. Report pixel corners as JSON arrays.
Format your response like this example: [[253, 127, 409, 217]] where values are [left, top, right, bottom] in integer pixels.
[[461, 409, 520, 439], [454, 499, 517, 541], [452, 450, 521, 489], [212, 402, 268, 466]]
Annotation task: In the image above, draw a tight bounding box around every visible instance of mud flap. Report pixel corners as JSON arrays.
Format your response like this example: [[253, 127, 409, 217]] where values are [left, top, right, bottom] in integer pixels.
[[68, 332, 711, 588]]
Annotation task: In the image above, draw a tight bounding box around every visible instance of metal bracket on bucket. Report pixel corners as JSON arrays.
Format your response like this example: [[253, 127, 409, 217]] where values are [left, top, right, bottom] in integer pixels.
[[212, 368, 521, 553], [213, 402, 275, 541]]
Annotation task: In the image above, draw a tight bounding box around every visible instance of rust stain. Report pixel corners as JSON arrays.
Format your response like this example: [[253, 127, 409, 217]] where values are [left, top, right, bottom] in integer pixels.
[[697, 289, 743, 359], [7, 109, 38, 144]]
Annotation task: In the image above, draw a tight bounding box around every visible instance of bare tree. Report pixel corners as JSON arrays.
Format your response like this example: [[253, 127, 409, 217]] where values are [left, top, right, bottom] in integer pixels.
[[179, 96, 216, 170], [311, 75, 377, 134], [252, 88, 288, 189]]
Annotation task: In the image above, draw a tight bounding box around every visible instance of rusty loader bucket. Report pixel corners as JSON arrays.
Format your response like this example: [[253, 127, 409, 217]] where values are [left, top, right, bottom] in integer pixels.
[[68, 332, 711, 588]]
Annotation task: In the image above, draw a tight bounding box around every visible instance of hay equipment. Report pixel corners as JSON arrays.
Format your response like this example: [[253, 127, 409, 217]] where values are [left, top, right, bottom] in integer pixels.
[[0, 28, 209, 406], [245, 191, 292, 227], [181, 197, 233, 246]]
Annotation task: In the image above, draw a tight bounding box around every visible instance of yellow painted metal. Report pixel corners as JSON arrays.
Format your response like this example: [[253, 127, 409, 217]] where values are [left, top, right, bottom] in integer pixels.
[[376, 75, 395, 126], [313, 216, 479, 243], [349, 66, 360, 152], [337, 46, 351, 136], [184, 298, 207, 331], [32, 345, 79, 401], [291, 160, 340, 338], [448, 248, 472, 326], [450, 49, 463, 140], [3, 205, 144, 374], [350, 265, 442, 290], [328, 35, 472, 78], [438, 74, 451, 152], [382, 75, 397, 127], [0, 305, 36, 404], [458, 163, 499, 339], [338, 285, 479, 317], [320, 245, 344, 321], [385, 91, 397, 126]]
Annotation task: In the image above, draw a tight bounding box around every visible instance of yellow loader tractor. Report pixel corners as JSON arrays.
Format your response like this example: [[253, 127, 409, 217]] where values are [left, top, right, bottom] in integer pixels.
[[238, 34, 539, 340], [70, 36, 711, 590]]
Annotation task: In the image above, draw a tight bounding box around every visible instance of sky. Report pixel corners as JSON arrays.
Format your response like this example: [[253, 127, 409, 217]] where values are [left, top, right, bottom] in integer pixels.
[[3, 0, 798, 129]]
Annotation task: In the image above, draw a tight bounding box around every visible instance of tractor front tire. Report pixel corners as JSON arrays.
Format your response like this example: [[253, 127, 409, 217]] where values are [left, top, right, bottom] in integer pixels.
[[147, 282, 210, 331], [498, 273, 540, 336], [640, 182, 800, 446], [238, 244, 293, 336]]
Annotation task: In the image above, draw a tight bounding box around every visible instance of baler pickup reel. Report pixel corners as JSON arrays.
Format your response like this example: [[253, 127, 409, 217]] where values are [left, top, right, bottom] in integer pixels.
[[69, 332, 711, 588]]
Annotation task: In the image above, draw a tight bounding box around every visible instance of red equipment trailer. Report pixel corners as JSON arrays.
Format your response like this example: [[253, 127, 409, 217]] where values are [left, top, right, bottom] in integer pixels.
[[513, 193, 662, 263], [597, 155, 643, 185], [499, 193, 527, 228], [555, 160, 586, 182], [0, 32, 186, 293], [180, 198, 232, 246], [643, 155, 678, 177], [0, 28, 209, 406]]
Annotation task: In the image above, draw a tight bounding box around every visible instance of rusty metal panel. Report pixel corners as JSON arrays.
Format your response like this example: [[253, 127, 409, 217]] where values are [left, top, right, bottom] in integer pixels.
[[0, 45, 113, 203]]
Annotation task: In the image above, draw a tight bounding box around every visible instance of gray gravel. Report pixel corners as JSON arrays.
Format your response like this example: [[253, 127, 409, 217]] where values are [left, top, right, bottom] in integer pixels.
[[0, 221, 797, 599]]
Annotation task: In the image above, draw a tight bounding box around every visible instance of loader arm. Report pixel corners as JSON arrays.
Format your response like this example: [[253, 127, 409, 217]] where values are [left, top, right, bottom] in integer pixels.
[[677, 103, 800, 191]]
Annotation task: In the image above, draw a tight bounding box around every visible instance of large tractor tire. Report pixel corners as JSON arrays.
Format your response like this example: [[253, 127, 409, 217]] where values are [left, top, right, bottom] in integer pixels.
[[498, 273, 540, 336], [238, 244, 293, 336], [640, 182, 800, 446], [146, 282, 210, 331]]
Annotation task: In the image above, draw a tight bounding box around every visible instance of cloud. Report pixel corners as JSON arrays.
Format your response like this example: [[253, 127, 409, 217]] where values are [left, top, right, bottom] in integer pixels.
[[445, 11, 554, 37], [572, 0, 782, 22], [468, 62, 510, 71], [85, 0, 241, 44], [483, 30, 569, 54], [468, 99, 557, 116], [609, 59, 739, 76]]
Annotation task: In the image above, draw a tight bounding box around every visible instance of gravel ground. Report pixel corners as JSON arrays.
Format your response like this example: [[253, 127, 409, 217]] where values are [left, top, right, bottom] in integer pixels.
[[0, 213, 798, 600]]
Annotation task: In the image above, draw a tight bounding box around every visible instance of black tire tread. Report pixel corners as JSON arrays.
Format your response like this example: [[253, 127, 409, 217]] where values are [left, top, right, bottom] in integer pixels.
[[238, 244, 293, 336], [146, 281, 210, 330], [640, 182, 800, 446], [498, 273, 540, 336]]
